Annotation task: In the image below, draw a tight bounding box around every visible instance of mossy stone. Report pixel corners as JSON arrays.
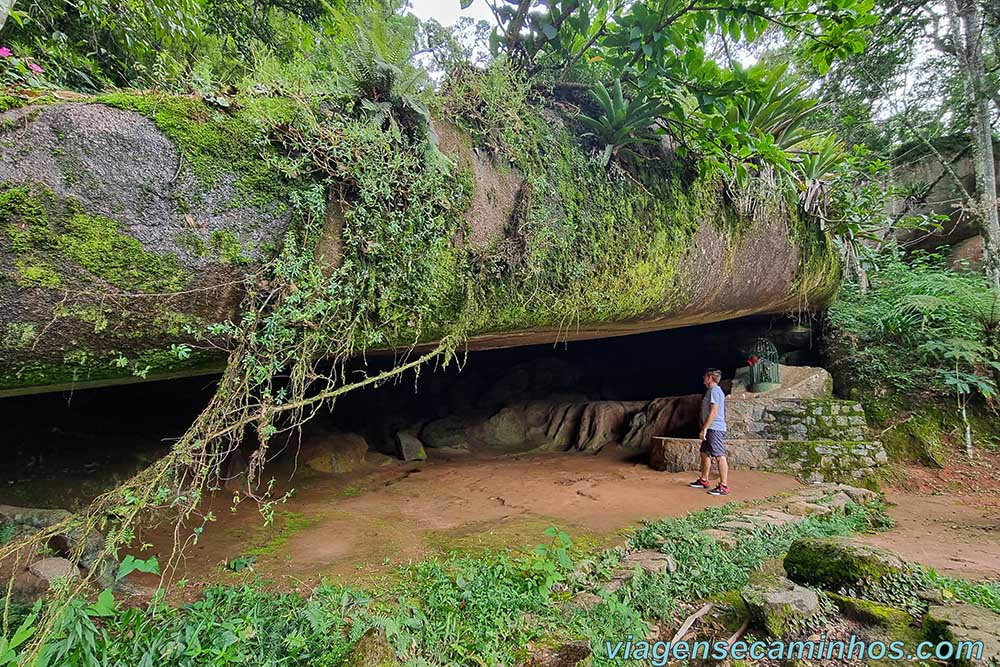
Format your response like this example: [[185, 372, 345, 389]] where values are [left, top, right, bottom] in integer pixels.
[[742, 576, 821, 637], [344, 628, 401, 667], [827, 592, 914, 630], [784, 537, 906, 592]]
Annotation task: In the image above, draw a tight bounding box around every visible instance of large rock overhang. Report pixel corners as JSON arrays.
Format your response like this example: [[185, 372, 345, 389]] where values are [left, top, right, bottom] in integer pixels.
[[0, 94, 840, 396]]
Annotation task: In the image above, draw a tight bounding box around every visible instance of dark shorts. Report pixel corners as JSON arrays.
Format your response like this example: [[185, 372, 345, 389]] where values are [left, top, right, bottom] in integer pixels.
[[700, 429, 726, 457]]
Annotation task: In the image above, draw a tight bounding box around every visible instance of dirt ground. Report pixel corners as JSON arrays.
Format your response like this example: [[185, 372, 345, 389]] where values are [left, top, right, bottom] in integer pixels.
[[855, 450, 1000, 581], [133, 448, 801, 598], [122, 448, 1000, 600]]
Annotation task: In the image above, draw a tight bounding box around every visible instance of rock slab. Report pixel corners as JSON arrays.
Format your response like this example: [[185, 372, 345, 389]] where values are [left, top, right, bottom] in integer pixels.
[[923, 603, 1000, 667], [784, 536, 906, 591]]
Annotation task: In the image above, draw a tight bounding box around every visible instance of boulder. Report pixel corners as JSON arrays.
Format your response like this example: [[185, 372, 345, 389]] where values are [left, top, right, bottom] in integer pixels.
[[649, 437, 700, 472], [565, 592, 603, 612], [345, 627, 401, 667], [621, 395, 701, 450], [923, 603, 1000, 667], [0, 504, 112, 585], [948, 234, 985, 272], [784, 537, 906, 591], [419, 416, 469, 449], [0, 98, 841, 397], [299, 432, 369, 473], [28, 557, 79, 583], [394, 432, 427, 462], [742, 576, 822, 637]]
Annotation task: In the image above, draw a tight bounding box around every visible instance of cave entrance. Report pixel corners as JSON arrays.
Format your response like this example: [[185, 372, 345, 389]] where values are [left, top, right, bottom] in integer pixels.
[[0, 314, 817, 510], [0, 314, 817, 591]]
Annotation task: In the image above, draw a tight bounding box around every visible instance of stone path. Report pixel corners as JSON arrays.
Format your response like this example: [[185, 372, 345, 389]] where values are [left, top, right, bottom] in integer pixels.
[[700, 483, 877, 548]]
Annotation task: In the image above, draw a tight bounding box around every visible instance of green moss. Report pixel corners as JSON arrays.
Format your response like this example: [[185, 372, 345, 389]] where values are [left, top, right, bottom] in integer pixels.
[[881, 411, 948, 467], [245, 512, 318, 557], [175, 229, 207, 257], [94, 92, 302, 208], [0, 347, 224, 393], [13, 257, 62, 287], [1, 323, 37, 351], [209, 230, 252, 265], [784, 537, 904, 592], [828, 592, 913, 629], [0, 95, 35, 114], [1, 184, 190, 292]]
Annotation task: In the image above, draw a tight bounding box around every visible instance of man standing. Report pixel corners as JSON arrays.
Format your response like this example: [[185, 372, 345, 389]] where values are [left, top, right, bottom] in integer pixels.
[[689, 368, 729, 496]]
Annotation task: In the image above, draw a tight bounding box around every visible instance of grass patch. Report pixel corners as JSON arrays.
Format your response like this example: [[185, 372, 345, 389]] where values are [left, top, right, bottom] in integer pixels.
[[1, 498, 912, 667]]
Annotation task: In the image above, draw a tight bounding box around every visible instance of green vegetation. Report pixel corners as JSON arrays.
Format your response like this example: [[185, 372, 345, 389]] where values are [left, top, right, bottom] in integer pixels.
[[825, 250, 1000, 458], [1, 185, 190, 292], [0, 499, 893, 666]]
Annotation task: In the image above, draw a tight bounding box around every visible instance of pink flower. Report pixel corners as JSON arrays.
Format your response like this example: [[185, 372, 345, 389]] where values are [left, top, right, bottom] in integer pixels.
[[27, 61, 43, 74], [0, 47, 12, 58]]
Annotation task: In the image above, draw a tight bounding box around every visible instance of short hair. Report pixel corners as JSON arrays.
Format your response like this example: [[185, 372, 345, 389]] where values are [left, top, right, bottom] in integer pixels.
[[703, 368, 722, 382]]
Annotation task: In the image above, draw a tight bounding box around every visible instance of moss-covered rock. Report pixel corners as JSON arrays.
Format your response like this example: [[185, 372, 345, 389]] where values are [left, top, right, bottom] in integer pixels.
[[922, 603, 1000, 667], [742, 575, 822, 637], [784, 537, 906, 592], [828, 592, 914, 630], [0, 87, 842, 395]]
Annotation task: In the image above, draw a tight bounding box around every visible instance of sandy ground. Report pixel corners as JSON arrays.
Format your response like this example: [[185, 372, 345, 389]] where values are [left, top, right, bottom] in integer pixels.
[[124, 449, 1000, 600], [134, 448, 801, 597], [854, 451, 1000, 582]]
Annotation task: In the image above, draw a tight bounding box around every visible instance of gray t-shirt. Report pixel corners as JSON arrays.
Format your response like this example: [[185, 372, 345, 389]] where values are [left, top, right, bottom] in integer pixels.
[[701, 385, 727, 432]]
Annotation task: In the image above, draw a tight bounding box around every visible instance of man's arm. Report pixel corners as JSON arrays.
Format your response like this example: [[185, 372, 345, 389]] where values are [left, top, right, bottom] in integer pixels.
[[700, 403, 719, 440]]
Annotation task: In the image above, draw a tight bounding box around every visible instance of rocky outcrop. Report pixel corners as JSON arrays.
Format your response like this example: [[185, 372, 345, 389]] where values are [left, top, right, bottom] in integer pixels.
[[620, 395, 702, 449], [0, 94, 840, 396], [0, 504, 115, 586], [299, 432, 370, 473], [462, 399, 646, 453], [923, 603, 1000, 667], [784, 537, 907, 591]]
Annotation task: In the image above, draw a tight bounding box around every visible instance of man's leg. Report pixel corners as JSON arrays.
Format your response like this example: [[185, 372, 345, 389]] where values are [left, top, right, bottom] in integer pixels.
[[717, 456, 729, 487], [700, 452, 711, 481]]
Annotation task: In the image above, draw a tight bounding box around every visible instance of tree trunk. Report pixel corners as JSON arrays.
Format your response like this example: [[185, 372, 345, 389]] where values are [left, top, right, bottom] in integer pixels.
[[0, 0, 15, 32], [949, 0, 1000, 290]]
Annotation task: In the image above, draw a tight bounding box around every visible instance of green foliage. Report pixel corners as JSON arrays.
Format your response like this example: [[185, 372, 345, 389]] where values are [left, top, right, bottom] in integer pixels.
[[826, 250, 998, 408], [116, 555, 160, 581], [0, 0, 349, 91], [1, 185, 190, 292], [624, 501, 882, 618], [576, 80, 665, 166], [1, 501, 899, 667]]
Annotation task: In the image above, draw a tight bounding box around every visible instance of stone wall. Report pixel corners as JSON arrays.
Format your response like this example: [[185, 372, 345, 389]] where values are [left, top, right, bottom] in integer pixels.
[[727, 397, 868, 442], [650, 437, 887, 484], [650, 396, 887, 484]]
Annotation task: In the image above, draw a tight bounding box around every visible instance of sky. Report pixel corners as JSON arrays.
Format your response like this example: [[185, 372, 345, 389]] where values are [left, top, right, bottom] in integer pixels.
[[407, 0, 493, 26]]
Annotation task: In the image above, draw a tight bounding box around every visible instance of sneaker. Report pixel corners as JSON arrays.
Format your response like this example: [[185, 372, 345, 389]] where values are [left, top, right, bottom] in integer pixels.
[[688, 478, 710, 488], [708, 484, 729, 496]]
